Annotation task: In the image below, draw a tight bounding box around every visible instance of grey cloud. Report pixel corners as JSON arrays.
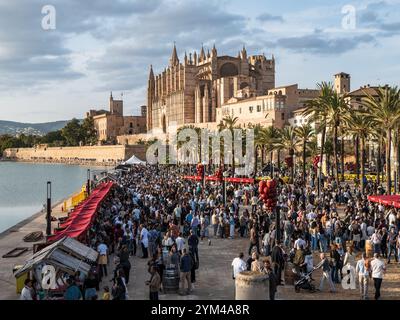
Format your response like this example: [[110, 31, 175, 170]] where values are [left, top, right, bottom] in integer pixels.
[[270, 33, 376, 55], [256, 13, 284, 23]]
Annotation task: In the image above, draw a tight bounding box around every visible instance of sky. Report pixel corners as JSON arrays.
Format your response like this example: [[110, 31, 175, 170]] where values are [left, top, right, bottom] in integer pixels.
[[0, 0, 399, 123]]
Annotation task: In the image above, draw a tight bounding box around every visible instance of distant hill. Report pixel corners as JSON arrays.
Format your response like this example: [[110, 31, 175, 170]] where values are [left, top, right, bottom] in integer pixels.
[[0, 120, 70, 136]]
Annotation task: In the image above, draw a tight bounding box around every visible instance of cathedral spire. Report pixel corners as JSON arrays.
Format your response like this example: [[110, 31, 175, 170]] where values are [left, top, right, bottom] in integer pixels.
[[212, 44, 217, 57], [184, 52, 188, 64], [200, 44, 206, 62], [241, 45, 247, 60], [149, 64, 154, 79], [169, 42, 179, 66]]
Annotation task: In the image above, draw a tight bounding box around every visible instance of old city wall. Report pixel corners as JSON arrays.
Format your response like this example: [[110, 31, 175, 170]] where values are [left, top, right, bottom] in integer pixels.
[[2, 145, 146, 166]]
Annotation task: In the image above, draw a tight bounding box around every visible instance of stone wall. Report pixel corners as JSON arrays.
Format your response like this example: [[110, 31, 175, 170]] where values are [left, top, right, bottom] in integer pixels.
[[2, 145, 146, 166]]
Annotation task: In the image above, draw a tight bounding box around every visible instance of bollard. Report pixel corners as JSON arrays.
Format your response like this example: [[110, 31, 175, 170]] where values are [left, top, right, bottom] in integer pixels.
[[235, 271, 269, 300]]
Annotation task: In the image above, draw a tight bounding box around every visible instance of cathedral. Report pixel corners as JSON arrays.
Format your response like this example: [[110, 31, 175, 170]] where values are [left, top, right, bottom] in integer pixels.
[[147, 44, 276, 132]]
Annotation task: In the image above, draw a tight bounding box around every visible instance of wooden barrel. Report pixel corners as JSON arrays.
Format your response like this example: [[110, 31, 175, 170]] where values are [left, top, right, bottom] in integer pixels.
[[365, 240, 374, 258], [284, 262, 295, 286], [163, 268, 179, 293]]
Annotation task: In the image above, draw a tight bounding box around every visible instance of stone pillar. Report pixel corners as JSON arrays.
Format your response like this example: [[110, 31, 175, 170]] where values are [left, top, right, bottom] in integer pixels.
[[235, 271, 269, 300]]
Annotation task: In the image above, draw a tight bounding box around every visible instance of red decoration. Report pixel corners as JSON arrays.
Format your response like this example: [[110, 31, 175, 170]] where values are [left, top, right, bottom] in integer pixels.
[[259, 179, 278, 210], [313, 156, 320, 168]]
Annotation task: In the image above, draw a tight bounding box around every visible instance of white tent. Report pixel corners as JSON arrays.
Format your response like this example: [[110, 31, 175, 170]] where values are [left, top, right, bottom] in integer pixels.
[[122, 154, 146, 165]]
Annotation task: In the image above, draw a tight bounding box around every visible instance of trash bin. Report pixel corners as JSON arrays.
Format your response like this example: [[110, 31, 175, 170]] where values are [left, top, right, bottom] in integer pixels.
[[13, 265, 27, 294]]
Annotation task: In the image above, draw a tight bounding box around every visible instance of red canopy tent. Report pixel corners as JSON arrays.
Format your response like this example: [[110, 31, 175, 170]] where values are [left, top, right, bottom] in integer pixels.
[[47, 182, 114, 243], [368, 195, 400, 208]]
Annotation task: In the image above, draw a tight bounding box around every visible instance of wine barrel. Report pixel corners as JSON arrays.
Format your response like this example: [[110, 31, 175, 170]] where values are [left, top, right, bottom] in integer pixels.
[[163, 268, 179, 293], [365, 240, 374, 258], [284, 262, 296, 286]]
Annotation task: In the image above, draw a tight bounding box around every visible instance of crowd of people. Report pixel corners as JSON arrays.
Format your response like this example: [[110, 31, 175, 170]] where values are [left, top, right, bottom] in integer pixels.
[[19, 164, 400, 300]]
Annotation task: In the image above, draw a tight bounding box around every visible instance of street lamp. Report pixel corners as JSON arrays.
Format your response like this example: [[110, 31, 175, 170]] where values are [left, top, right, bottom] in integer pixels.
[[223, 171, 229, 206], [46, 181, 52, 237]]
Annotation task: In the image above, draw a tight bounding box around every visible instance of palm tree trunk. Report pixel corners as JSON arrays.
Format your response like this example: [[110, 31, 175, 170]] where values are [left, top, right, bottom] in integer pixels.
[[261, 146, 265, 169], [377, 141, 381, 185], [254, 146, 258, 177], [387, 129, 392, 195], [355, 136, 360, 180], [361, 137, 366, 193], [290, 150, 294, 184], [303, 139, 307, 184], [341, 136, 345, 182], [277, 150, 281, 171], [333, 123, 340, 187], [270, 151, 273, 178], [318, 126, 326, 196]]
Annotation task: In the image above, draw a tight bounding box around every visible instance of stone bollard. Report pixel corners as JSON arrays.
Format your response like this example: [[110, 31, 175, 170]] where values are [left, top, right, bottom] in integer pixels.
[[235, 271, 269, 300]]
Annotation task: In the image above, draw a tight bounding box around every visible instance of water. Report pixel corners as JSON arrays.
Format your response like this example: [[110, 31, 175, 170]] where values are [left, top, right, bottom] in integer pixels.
[[0, 162, 109, 233]]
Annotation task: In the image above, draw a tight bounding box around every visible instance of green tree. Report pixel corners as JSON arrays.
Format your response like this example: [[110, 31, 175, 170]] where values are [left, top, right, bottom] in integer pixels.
[[61, 118, 84, 146], [363, 86, 400, 195], [274, 126, 300, 183], [295, 123, 315, 183], [81, 117, 97, 145]]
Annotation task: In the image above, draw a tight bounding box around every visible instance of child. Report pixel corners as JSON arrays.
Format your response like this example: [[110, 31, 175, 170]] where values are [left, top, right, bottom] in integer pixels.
[[102, 286, 111, 300]]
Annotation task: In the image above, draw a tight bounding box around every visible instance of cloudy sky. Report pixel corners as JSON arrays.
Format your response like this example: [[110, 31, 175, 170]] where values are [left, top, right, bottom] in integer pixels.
[[0, 0, 399, 122]]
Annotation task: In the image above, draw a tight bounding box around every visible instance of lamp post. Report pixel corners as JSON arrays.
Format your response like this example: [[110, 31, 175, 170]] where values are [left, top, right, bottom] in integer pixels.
[[87, 169, 91, 195], [46, 181, 52, 237], [223, 171, 229, 206]]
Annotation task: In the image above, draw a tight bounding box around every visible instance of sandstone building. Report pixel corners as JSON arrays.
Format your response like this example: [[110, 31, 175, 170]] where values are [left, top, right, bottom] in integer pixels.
[[87, 93, 147, 143]]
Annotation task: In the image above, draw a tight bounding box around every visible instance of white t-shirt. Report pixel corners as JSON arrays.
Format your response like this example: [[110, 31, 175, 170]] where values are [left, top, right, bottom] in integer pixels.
[[371, 258, 386, 279], [20, 287, 33, 300], [294, 238, 306, 250], [231, 257, 247, 278]]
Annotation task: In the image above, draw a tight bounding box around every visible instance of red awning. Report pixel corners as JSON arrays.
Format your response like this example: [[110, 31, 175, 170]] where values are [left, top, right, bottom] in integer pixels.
[[368, 195, 400, 208], [47, 182, 114, 243]]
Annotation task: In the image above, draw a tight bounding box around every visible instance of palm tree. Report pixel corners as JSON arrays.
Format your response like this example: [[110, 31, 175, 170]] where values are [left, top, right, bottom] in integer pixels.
[[220, 115, 239, 174], [274, 126, 300, 183], [295, 123, 315, 184], [303, 82, 331, 195], [363, 86, 400, 195], [325, 89, 350, 186], [343, 111, 375, 193]]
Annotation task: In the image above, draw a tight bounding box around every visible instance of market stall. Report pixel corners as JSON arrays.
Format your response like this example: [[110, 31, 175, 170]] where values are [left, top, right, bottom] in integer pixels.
[[47, 182, 114, 243], [14, 237, 98, 299]]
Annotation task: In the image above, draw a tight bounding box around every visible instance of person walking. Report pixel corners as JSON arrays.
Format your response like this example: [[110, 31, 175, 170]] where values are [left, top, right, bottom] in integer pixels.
[[188, 229, 199, 263], [370, 253, 386, 300], [355, 252, 371, 300], [315, 253, 336, 293], [387, 227, 398, 264], [271, 241, 285, 285], [263, 259, 278, 300], [97, 240, 108, 279], [179, 249, 192, 295], [248, 224, 260, 255], [140, 224, 149, 259]]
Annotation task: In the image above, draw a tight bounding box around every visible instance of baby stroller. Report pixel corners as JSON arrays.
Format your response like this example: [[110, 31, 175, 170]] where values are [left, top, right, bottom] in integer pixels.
[[293, 267, 316, 293]]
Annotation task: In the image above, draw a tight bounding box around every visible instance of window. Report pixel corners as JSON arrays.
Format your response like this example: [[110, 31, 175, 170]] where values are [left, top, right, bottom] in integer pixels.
[[294, 120, 297, 124], [239, 108, 242, 114], [130, 123, 133, 128], [257, 105, 261, 112], [281, 113, 285, 120], [249, 106, 254, 113]]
